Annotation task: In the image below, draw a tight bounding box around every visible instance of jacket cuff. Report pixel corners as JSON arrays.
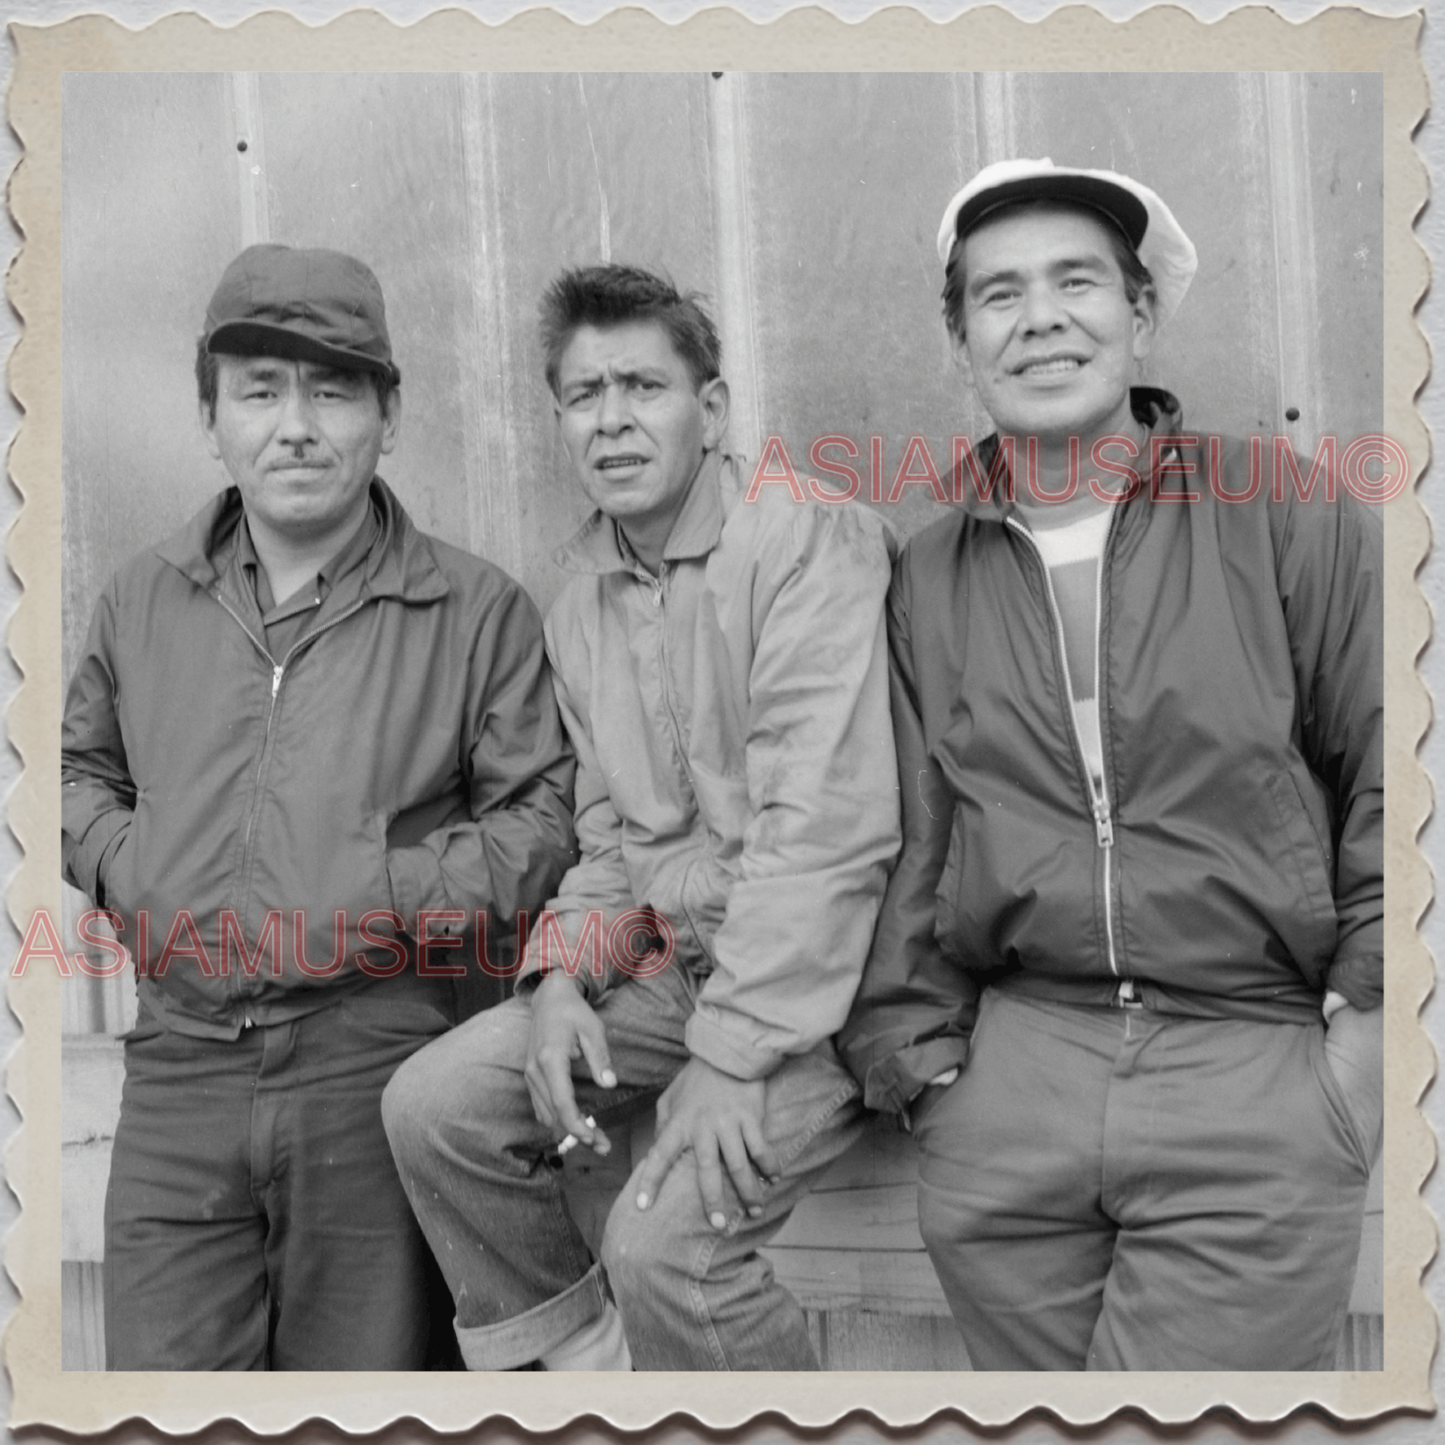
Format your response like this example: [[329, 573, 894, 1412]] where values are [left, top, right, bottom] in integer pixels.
[[385, 844, 442, 934], [512, 951, 607, 1006], [684, 1011, 781, 1083], [67, 812, 131, 904], [1324, 954, 1383, 1012], [862, 1037, 970, 1116]]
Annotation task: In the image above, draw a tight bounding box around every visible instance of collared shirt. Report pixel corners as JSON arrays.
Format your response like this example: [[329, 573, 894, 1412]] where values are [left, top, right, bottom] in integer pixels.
[[526, 450, 901, 1081], [234, 503, 380, 662]]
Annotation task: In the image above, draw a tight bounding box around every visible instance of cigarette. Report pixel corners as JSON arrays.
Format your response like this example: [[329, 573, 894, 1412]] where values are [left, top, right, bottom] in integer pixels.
[[557, 1116, 597, 1156]]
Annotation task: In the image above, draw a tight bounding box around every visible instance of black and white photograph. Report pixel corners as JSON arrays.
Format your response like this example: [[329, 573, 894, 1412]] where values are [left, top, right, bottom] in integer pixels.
[[3, 3, 1433, 1435]]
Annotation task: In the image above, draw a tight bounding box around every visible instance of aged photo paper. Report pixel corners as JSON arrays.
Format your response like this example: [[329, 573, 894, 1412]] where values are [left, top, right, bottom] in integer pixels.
[[4, 2, 1432, 1435]]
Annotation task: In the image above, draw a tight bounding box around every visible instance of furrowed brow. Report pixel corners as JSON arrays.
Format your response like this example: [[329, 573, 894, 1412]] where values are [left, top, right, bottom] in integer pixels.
[[611, 366, 666, 386]]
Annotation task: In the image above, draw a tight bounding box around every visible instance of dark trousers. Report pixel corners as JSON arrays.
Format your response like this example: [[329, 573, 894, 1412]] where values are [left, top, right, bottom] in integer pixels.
[[912, 988, 1373, 1370], [104, 977, 455, 1370]]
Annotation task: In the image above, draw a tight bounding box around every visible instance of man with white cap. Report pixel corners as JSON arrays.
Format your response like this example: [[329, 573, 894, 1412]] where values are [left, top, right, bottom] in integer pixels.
[[840, 160, 1383, 1369], [62, 244, 575, 1368]]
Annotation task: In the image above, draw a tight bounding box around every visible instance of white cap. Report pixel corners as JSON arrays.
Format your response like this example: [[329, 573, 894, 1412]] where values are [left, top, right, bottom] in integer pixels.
[[936, 158, 1198, 323]]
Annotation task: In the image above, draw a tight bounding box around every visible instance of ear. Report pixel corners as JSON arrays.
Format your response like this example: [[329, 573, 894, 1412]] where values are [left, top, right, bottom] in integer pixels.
[[698, 377, 730, 450], [954, 333, 977, 389], [379, 387, 402, 456], [199, 401, 222, 460], [1131, 285, 1159, 364]]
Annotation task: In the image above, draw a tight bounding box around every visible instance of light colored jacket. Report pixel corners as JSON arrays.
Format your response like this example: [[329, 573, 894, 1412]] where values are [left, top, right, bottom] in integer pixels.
[[525, 451, 901, 1081]]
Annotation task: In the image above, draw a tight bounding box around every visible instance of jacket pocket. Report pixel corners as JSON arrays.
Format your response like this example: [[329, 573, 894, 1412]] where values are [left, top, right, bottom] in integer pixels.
[[1307, 1025, 1372, 1176], [1264, 769, 1339, 981], [104, 789, 149, 924]]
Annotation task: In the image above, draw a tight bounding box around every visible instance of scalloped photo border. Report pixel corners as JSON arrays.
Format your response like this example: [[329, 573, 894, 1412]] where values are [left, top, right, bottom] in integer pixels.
[[4, 3, 1433, 1433]]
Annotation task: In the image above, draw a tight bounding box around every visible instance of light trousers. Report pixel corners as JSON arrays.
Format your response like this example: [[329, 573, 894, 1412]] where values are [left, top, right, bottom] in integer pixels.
[[913, 988, 1373, 1370], [383, 960, 864, 1370]]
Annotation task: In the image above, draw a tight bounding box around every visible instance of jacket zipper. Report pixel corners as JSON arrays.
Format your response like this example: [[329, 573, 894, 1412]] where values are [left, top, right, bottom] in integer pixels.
[[647, 564, 691, 772], [215, 590, 374, 1014], [644, 563, 711, 955], [1004, 513, 1123, 978]]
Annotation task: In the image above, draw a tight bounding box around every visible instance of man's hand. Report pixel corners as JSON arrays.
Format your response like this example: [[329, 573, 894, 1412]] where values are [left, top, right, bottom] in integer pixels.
[[1324, 1002, 1384, 1163], [633, 1057, 781, 1231], [524, 972, 617, 1155]]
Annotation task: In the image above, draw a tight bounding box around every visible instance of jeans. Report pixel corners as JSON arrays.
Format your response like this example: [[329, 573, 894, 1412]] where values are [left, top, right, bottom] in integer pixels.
[[912, 987, 1372, 1370], [104, 974, 455, 1370], [382, 959, 864, 1369]]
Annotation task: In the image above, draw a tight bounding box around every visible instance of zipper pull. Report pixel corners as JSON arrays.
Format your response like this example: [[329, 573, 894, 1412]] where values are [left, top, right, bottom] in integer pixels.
[[271, 664, 284, 699], [1093, 796, 1114, 848]]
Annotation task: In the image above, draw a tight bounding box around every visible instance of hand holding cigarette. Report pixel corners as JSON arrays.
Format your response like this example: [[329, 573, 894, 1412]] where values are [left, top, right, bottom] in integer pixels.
[[557, 1116, 599, 1156]]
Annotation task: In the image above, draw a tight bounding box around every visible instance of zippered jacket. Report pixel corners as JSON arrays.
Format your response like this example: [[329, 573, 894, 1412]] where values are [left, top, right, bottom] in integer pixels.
[[840, 393, 1384, 1115], [62, 479, 577, 1038], [519, 451, 902, 1082]]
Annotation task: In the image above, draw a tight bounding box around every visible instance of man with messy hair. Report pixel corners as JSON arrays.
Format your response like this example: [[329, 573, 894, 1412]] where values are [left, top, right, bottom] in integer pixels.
[[385, 263, 900, 1371]]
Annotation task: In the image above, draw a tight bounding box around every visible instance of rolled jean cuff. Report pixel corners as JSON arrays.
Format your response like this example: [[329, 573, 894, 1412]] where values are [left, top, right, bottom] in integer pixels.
[[455, 1262, 607, 1371]]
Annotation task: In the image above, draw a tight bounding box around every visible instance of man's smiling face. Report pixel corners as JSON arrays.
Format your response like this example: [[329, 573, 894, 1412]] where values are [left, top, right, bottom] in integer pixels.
[[553, 321, 728, 563], [959, 203, 1156, 451]]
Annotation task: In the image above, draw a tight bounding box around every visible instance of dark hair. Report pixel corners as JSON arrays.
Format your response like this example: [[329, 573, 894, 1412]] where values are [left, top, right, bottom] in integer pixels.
[[539, 265, 721, 396], [194, 340, 396, 421], [941, 199, 1155, 346]]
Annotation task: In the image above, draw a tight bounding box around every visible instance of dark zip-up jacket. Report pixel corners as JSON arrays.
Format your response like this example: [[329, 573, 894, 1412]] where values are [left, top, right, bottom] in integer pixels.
[[840, 392, 1384, 1115], [62, 479, 576, 1038]]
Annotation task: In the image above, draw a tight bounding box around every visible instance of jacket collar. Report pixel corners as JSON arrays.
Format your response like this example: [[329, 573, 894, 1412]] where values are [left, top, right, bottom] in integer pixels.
[[554, 449, 731, 576], [954, 386, 1183, 522], [155, 476, 450, 605]]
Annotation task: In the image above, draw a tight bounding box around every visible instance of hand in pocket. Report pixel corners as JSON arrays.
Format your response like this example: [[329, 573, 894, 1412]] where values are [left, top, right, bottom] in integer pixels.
[[99, 822, 136, 913], [1323, 1003, 1384, 1164]]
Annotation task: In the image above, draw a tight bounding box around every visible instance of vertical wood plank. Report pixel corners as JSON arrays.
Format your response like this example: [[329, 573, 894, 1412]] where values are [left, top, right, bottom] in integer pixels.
[[739, 75, 981, 540], [458, 73, 526, 581], [60, 73, 242, 682], [1264, 72, 1324, 456], [1300, 75, 1384, 443], [256, 74, 475, 550], [974, 71, 1019, 164], [228, 73, 271, 247], [706, 73, 764, 465], [61, 1261, 106, 1370]]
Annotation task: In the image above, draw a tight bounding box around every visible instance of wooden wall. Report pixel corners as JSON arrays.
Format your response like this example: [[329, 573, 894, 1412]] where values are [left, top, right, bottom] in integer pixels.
[[62, 70, 1383, 671], [59, 71, 1385, 1367]]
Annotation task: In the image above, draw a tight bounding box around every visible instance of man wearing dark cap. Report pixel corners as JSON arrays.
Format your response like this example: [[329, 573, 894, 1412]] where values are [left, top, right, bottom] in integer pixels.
[[840, 160, 1384, 1370], [61, 244, 576, 1370]]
